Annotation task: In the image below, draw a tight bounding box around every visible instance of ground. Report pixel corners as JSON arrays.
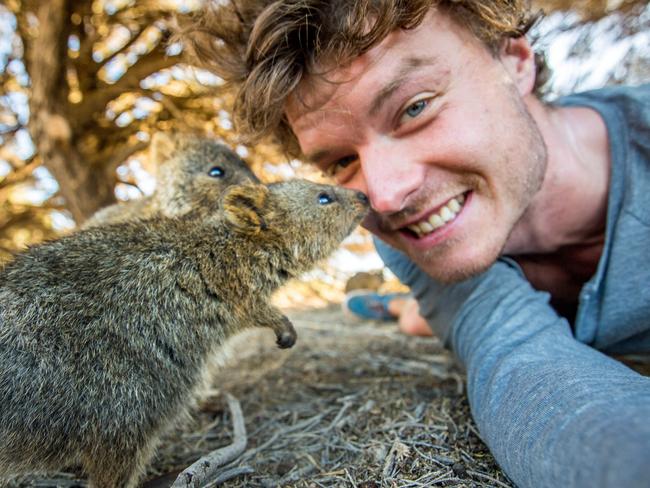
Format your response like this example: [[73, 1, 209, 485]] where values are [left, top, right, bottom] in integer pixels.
[[148, 306, 513, 488], [9, 305, 512, 488]]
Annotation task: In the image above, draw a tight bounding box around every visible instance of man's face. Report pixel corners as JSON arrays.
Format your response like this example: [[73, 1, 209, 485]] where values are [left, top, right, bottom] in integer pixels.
[[286, 11, 547, 282]]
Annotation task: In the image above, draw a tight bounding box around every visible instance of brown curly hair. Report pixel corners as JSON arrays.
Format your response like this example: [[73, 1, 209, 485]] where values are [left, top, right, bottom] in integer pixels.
[[177, 0, 541, 156]]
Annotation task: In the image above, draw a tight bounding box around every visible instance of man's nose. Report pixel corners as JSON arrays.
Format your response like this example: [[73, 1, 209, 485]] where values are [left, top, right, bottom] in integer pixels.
[[357, 143, 424, 214]]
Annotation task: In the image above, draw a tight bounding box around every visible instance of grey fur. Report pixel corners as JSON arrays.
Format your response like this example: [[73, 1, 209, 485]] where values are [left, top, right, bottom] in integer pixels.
[[83, 132, 259, 228], [0, 179, 368, 487]]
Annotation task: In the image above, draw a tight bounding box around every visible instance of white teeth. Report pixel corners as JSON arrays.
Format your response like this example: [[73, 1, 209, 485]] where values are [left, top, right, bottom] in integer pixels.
[[419, 221, 434, 233], [439, 206, 454, 222], [408, 194, 465, 237], [428, 214, 444, 229], [448, 198, 461, 213], [408, 224, 420, 234]]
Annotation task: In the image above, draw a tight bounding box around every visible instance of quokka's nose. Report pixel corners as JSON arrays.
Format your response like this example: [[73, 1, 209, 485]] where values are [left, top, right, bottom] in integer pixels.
[[356, 191, 369, 204]]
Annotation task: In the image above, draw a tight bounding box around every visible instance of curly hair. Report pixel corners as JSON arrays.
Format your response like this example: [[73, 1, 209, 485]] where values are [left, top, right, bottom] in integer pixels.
[[177, 0, 541, 156]]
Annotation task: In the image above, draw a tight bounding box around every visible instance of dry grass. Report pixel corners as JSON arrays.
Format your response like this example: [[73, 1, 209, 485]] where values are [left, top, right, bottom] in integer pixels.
[[152, 306, 511, 487]]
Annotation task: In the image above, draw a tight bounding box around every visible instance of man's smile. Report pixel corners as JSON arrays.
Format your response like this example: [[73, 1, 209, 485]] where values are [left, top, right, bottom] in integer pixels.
[[403, 191, 468, 238], [286, 10, 548, 282]]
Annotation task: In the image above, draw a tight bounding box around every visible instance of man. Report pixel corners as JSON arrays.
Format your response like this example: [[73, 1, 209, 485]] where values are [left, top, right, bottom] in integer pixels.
[[180, 1, 650, 486]]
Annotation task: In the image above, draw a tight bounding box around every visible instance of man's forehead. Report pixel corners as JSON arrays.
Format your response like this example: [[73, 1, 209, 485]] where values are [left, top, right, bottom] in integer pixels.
[[286, 53, 377, 125], [286, 55, 442, 135], [285, 12, 459, 128]]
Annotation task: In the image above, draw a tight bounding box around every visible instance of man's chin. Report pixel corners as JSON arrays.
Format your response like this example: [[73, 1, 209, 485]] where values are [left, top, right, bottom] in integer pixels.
[[366, 221, 499, 283], [405, 244, 497, 284]]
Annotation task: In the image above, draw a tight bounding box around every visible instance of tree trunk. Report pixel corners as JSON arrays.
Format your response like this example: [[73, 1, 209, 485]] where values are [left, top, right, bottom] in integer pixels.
[[26, 0, 116, 224]]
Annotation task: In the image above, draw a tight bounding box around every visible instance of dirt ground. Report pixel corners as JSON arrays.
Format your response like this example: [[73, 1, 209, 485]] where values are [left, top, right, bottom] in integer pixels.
[[10, 305, 513, 488], [154, 305, 513, 488]]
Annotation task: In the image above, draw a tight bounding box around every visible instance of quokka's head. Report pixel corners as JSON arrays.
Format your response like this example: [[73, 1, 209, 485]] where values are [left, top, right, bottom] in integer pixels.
[[222, 179, 369, 274], [150, 132, 259, 214]]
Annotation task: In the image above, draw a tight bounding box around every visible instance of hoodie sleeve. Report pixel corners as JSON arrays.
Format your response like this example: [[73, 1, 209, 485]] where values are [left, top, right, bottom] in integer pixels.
[[374, 238, 650, 488]]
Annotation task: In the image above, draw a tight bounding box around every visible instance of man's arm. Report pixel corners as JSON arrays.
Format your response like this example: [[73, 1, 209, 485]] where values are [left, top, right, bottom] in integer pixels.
[[375, 238, 650, 488]]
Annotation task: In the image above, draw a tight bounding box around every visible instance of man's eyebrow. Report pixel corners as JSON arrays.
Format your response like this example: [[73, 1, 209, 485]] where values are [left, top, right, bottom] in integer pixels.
[[368, 56, 438, 118], [306, 148, 331, 165], [304, 57, 439, 163]]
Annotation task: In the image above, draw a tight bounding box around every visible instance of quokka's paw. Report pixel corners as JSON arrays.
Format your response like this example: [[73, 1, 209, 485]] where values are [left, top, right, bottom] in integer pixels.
[[276, 329, 297, 349]]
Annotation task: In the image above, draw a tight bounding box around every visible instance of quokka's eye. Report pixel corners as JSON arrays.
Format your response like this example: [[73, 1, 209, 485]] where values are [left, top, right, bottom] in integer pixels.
[[318, 192, 336, 205], [208, 166, 225, 178]]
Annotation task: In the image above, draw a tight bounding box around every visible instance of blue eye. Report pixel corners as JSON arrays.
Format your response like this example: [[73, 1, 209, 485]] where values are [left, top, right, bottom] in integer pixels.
[[405, 99, 428, 118], [208, 166, 225, 178], [318, 192, 335, 205], [336, 155, 357, 169]]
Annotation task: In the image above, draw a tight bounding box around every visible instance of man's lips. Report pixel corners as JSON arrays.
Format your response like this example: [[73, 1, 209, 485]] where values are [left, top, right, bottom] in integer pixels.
[[361, 191, 470, 238], [400, 192, 467, 238]]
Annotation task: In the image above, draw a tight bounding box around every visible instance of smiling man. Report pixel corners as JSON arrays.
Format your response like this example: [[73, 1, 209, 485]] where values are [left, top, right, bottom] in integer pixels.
[[181, 1, 650, 486], [285, 12, 552, 284]]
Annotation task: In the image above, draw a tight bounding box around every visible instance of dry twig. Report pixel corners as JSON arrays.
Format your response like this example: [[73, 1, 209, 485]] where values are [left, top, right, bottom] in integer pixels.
[[171, 393, 247, 488]]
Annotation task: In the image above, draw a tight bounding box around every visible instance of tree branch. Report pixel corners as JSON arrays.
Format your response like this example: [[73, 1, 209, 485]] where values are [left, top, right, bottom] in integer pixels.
[[97, 8, 175, 71], [104, 140, 149, 174], [0, 156, 39, 191], [0, 125, 21, 136], [72, 1, 95, 54], [96, 24, 147, 70], [78, 46, 180, 123], [0, 203, 64, 229], [25, 0, 71, 112]]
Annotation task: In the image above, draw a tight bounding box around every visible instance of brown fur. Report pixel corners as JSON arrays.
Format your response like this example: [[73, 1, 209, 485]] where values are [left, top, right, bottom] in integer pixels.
[[83, 132, 259, 228], [0, 180, 368, 487]]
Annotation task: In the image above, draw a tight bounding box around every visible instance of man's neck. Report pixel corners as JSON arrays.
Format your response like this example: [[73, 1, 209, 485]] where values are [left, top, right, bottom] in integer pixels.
[[504, 95, 611, 311], [504, 95, 611, 257]]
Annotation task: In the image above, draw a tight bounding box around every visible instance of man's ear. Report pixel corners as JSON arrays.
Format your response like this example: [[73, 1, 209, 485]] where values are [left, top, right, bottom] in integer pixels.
[[150, 131, 179, 163], [222, 184, 270, 235], [499, 36, 536, 96]]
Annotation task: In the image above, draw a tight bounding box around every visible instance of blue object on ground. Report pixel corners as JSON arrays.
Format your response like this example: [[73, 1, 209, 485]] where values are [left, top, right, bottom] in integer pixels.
[[343, 290, 408, 321]]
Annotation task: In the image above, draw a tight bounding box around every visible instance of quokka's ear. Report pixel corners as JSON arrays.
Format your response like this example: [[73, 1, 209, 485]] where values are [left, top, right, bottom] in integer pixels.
[[223, 184, 270, 234], [150, 132, 176, 164]]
